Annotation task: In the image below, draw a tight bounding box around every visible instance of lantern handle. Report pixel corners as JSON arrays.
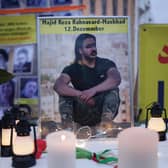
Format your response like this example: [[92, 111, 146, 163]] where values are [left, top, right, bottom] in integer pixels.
[[9, 104, 31, 120], [32, 125, 37, 155], [18, 104, 31, 115], [145, 101, 158, 128], [145, 108, 151, 128], [163, 108, 167, 131]]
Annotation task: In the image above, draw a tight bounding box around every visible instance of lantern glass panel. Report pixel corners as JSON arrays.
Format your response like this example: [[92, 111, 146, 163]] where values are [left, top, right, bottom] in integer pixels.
[[13, 136, 34, 155], [148, 118, 166, 132], [2, 129, 11, 146]]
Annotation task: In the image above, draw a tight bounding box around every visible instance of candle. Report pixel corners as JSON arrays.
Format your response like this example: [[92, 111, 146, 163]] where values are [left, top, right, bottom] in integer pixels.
[[46, 130, 76, 168], [118, 127, 158, 168]]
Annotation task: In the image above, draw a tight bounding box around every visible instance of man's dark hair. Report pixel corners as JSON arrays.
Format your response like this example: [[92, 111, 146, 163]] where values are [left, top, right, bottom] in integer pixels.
[[0, 49, 8, 62], [74, 33, 96, 63]]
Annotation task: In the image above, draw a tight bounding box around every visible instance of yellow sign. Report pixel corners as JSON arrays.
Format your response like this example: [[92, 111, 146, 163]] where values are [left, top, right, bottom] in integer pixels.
[[138, 24, 168, 121], [16, 98, 38, 105], [0, 15, 36, 45], [40, 17, 128, 35]]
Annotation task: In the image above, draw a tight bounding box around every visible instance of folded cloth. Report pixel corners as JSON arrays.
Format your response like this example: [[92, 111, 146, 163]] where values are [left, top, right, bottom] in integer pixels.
[[76, 147, 118, 165]]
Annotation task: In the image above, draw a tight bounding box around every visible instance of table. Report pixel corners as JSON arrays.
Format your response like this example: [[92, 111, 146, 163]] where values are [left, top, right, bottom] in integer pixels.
[[0, 138, 168, 168]]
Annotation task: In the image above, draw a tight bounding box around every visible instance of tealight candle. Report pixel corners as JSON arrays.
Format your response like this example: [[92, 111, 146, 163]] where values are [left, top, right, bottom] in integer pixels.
[[118, 127, 158, 168], [46, 130, 76, 168]]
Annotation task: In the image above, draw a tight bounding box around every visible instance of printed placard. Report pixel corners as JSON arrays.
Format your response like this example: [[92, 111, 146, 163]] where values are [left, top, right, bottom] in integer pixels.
[[0, 15, 36, 45], [38, 16, 132, 138]]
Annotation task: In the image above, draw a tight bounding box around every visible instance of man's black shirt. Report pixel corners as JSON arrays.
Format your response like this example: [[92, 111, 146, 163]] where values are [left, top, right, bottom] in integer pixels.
[[62, 57, 116, 90]]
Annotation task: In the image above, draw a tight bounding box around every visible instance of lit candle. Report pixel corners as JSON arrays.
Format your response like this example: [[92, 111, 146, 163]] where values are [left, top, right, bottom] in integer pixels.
[[118, 127, 158, 168], [46, 130, 76, 168]]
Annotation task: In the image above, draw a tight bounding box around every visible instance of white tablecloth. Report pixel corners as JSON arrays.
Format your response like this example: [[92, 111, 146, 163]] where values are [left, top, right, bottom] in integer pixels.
[[1, 138, 168, 168]]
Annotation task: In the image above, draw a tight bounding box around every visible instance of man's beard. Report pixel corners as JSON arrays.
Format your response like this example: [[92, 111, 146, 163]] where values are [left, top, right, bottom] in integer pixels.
[[84, 51, 97, 62], [91, 50, 97, 57]]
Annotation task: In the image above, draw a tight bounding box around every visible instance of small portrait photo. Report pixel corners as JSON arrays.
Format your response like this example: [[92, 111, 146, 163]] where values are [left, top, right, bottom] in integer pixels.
[[50, 0, 72, 6], [13, 45, 34, 74], [0, 48, 9, 70], [0, 80, 15, 107], [1, 0, 20, 9], [20, 77, 38, 99], [26, 0, 47, 7]]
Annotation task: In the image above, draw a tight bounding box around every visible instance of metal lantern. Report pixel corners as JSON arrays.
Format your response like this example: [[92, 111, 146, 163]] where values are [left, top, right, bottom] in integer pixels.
[[12, 114, 37, 168], [145, 102, 167, 141], [0, 104, 32, 157], [1, 110, 15, 157]]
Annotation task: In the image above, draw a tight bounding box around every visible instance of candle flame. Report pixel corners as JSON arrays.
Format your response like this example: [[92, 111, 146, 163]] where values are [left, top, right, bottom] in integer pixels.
[[61, 134, 66, 141]]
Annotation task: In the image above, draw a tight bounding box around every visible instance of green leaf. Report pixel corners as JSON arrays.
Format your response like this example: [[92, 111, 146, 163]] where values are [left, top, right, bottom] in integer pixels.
[[0, 69, 14, 84]]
